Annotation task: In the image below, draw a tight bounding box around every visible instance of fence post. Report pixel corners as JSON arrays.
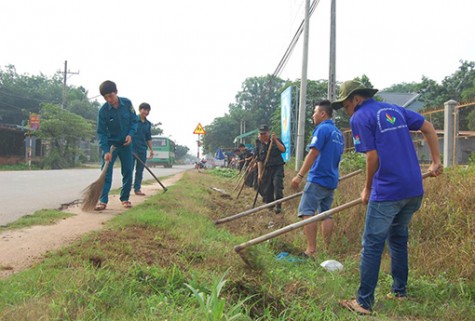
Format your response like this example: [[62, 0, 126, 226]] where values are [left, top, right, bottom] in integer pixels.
[[443, 99, 458, 167]]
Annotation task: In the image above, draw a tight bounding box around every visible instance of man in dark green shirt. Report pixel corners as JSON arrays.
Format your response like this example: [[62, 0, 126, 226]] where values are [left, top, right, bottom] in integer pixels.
[[95, 80, 138, 210]]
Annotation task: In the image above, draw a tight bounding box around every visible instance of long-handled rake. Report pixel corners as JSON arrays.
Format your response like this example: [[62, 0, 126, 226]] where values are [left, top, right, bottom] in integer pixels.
[[235, 171, 432, 268], [132, 152, 168, 192], [215, 169, 362, 225], [81, 146, 115, 211], [236, 158, 257, 199]]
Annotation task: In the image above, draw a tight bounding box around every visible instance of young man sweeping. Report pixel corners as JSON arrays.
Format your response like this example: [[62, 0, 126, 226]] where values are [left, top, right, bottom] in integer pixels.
[[95, 80, 138, 210]]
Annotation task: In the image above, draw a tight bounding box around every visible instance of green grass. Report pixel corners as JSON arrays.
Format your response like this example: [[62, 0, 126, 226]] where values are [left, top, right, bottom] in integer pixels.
[[0, 209, 74, 231], [0, 163, 40, 171], [0, 169, 473, 320]]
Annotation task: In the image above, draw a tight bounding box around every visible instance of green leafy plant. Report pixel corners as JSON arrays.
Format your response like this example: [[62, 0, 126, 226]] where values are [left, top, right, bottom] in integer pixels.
[[185, 271, 250, 321], [468, 152, 475, 166], [339, 150, 365, 173]]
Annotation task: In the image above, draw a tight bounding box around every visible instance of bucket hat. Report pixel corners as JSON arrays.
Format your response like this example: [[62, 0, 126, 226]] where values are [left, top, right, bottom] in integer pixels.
[[331, 80, 378, 110]]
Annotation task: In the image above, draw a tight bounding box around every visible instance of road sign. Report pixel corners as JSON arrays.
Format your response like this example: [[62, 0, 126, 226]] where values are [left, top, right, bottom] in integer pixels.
[[193, 123, 206, 135], [30, 113, 41, 131]]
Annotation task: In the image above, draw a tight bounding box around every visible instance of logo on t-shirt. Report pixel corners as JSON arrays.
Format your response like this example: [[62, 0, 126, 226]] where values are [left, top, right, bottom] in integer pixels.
[[353, 135, 361, 145], [377, 108, 407, 133], [386, 113, 396, 125]]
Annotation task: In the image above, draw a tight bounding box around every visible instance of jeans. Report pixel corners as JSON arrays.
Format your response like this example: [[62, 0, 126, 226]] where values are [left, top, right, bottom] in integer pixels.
[[357, 196, 423, 310], [132, 148, 147, 192], [297, 182, 334, 218], [99, 144, 133, 204]]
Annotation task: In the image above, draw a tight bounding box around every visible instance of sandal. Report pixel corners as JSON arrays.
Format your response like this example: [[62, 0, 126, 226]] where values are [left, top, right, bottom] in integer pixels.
[[94, 203, 107, 211], [339, 299, 371, 315], [386, 292, 406, 301], [122, 201, 132, 208], [134, 190, 146, 196]]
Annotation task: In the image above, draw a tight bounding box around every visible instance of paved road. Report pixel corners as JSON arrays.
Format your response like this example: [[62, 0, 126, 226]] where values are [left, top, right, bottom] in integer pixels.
[[0, 165, 193, 225]]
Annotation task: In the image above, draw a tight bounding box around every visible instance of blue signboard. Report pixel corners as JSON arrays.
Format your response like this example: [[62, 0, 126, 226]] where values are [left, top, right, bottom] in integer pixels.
[[281, 86, 292, 162]]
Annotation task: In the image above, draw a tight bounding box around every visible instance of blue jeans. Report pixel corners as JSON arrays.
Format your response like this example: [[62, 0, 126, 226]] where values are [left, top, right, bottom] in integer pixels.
[[357, 196, 423, 310], [132, 148, 147, 192], [99, 144, 133, 204]]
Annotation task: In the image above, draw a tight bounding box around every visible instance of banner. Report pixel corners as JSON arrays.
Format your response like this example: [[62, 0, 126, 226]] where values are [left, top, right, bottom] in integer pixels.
[[280, 87, 292, 162]]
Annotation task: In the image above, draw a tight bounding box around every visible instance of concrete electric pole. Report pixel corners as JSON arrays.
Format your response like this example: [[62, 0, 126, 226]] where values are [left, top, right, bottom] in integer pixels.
[[295, 0, 310, 170], [328, 0, 336, 101], [61, 60, 79, 109]]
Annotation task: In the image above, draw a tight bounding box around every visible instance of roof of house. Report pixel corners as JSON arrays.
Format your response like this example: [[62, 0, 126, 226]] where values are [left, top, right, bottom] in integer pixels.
[[377, 92, 424, 111]]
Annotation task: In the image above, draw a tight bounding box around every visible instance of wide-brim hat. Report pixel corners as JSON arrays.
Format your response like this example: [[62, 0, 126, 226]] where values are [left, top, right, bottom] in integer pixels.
[[331, 80, 379, 110]]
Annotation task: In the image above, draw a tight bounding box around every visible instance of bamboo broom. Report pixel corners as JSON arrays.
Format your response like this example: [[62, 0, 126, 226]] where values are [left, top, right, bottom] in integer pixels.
[[81, 146, 115, 211]]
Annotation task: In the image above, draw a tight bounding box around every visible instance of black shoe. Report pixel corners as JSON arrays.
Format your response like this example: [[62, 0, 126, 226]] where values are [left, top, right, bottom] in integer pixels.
[[274, 207, 282, 214]]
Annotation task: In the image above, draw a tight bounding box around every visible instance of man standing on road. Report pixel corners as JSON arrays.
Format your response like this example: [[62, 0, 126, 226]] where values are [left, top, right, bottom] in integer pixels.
[[132, 102, 154, 196], [95, 80, 138, 210], [290, 100, 344, 257], [333, 80, 443, 315], [257, 124, 286, 214]]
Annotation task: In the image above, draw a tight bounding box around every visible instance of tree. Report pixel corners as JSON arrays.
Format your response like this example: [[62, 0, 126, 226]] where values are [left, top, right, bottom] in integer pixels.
[[203, 75, 285, 153], [175, 144, 189, 160], [151, 122, 164, 136], [382, 82, 419, 93], [36, 104, 95, 169], [0, 65, 100, 126]]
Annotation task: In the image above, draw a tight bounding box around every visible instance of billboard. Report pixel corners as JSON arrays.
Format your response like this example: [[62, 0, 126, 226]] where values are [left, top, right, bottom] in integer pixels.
[[281, 86, 292, 162]]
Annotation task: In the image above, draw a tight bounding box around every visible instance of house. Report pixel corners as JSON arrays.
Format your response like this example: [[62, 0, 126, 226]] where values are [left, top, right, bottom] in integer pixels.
[[377, 92, 424, 112]]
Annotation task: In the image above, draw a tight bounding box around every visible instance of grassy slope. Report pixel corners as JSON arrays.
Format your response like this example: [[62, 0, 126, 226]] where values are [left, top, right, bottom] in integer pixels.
[[0, 166, 473, 321]]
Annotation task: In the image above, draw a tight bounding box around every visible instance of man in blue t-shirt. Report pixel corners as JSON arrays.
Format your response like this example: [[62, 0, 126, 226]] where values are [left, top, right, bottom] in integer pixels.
[[291, 100, 344, 257], [332, 80, 442, 315], [95, 80, 138, 211], [132, 103, 154, 196]]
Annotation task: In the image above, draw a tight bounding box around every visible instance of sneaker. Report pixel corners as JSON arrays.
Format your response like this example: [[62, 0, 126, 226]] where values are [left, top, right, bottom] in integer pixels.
[[274, 206, 282, 214]]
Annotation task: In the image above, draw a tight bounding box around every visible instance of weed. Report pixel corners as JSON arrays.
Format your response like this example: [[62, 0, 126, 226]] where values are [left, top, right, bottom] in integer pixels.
[[185, 270, 252, 321]]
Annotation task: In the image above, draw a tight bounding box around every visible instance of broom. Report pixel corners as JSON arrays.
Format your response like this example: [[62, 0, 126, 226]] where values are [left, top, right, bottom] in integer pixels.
[[81, 146, 115, 211]]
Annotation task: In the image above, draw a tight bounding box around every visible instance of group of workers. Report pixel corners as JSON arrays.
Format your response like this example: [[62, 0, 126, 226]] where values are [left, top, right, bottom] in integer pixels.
[[95, 79, 443, 315]]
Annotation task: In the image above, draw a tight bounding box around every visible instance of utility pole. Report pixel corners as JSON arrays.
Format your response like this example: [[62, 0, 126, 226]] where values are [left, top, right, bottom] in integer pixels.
[[328, 0, 336, 101], [61, 60, 79, 109], [295, 0, 310, 170]]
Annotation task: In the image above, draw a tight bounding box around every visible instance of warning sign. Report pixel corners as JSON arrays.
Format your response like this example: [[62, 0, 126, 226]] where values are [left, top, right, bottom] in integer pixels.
[[193, 123, 206, 135]]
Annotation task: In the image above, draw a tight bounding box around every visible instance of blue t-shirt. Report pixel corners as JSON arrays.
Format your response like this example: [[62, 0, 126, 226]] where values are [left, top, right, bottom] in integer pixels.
[[350, 98, 425, 201], [97, 97, 138, 153], [133, 118, 152, 151], [307, 120, 344, 189]]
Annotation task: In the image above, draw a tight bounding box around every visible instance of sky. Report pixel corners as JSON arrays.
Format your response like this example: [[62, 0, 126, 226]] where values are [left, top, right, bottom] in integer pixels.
[[1, 0, 474, 156]]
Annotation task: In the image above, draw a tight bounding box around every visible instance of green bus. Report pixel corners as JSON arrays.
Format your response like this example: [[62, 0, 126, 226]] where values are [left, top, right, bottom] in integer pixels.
[[148, 136, 176, 168]]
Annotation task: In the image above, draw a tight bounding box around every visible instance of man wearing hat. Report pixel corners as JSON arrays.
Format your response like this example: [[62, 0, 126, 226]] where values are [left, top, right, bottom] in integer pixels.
[[333, 80, 443, 314], [256, 124, 286, 213]]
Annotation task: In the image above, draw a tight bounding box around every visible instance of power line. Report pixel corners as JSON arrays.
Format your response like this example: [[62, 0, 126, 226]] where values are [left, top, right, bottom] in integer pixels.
[[273, 0, 320, 78]]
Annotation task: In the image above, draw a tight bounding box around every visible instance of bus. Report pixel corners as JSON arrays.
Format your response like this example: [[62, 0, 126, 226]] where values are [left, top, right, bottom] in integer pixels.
[[148, 136, 176, 168]]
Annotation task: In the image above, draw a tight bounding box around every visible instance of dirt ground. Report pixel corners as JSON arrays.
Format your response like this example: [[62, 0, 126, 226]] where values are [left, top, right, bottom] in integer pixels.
[[0, 172, 184, 279]]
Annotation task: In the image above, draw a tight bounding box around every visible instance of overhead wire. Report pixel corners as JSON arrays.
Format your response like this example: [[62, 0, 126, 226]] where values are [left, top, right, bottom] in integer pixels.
[[273, 0, 320, 78]]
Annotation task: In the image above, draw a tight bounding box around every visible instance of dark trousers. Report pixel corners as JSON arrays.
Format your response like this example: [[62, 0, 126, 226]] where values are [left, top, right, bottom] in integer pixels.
[[258, 165, 284, 207], [99, 144, 133, 204], [132, 148, 147, 192]]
